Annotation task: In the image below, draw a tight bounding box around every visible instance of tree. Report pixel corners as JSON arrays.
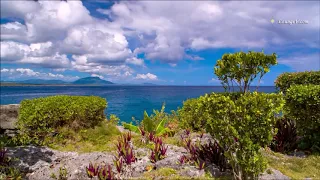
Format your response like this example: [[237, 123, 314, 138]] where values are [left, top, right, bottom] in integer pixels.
[[214, 51, 277, 93]]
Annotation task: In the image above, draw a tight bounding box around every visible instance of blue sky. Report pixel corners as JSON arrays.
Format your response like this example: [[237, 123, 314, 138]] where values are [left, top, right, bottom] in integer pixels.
[[1, 0, 319, 85]]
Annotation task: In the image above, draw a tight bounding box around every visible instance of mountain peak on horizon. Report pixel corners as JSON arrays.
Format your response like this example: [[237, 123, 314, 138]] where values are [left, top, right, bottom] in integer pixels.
[[73, 77, 113, 85]]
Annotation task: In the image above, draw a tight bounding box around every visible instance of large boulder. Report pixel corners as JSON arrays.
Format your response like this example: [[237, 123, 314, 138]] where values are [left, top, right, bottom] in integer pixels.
[[0, 104, 20, 136], [6, 146, 114, 180]]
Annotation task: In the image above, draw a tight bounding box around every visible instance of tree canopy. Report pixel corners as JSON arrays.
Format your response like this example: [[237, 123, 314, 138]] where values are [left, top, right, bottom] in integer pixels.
[[214, 51, 277, 93]]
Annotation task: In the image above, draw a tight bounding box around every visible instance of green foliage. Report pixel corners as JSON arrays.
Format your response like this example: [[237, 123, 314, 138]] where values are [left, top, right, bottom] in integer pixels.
[[285, 85, 320, 152], [14, 95, 107, 145], [122, 104, 172, 136], [178, 98, 207, 131], [206, 92, 284, 179], [179, 92, 284, 179], [275, 71, 320, 93], [214, 51, 277, 93], [0, 147, 22, 180], [109, 114, 120, 125]]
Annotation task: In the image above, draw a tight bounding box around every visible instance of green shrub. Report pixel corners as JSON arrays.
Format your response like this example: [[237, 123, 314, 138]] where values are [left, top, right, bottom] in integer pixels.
[[275, 71, 320, 93], [179, 92, 284, 179], [285, 85, 320, 151], [15, 95, 107, 145], [178, 98, 206, 131]]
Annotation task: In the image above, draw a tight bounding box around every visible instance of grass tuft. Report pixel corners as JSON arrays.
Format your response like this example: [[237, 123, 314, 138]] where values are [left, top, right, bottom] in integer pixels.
[[46, 120, 121, 153], [265, 150, 320, 179]]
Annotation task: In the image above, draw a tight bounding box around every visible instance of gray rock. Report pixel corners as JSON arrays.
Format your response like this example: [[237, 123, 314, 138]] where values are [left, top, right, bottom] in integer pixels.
[[131, 156, 152, 177], [259, 168, 290, 180], [155, 145, 187, 170], [7, 146, 114, 180], [206, 164, 231, 178], [0, 104, 20, 130], [179, 166, 205, 178], [288, 151, 307, 158]]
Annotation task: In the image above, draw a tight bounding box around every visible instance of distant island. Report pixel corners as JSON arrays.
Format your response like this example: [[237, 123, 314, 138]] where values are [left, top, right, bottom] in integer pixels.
[[0, 77, 114, 86]]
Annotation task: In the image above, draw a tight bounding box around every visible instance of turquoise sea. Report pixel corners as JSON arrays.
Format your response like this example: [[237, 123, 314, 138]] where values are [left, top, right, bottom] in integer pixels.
[[0, 86, 276, 123]]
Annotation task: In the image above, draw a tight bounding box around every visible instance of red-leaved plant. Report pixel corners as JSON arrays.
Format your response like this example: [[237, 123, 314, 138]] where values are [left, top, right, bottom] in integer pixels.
[[150, 137, 168, 163], [139, 127, 146, 136], [148, 132, 155, 142], [98, 165, 115, 180], [86, 162, 100, 178], [195, 158, 205, 170], [113, 156, 123, 174], [177, 155, 188, 165], [115, 132, 136, 165]]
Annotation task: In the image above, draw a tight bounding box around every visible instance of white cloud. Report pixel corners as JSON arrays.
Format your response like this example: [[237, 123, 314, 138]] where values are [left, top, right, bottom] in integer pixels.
[[1, 69, 9, 73], [0, 68, 79, 81], [0, 1, 40, 19], [1, 22, 28, 42], [278, 53, 320, 71], [61, 25, 132, 64], [125, 57, 144, 66], [0, 41, 28, 62], [208, 78, 220, 84], [1, 0, 319, 82], [1, 41, 69, 69], [169, 63, 177, 67], [135, 73, 158, 81], [91, 74, 104, 79], [104, 1, 319, 61], [71, 55, 135, 80]]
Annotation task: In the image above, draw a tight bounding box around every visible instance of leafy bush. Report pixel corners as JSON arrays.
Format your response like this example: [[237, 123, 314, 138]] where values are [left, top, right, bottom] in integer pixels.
[[178, 98, 207, 131], [275, 71, 320, 93], [285, 85, 320, 151], [109, 114, 120, 125], [270, 117, 298, 153], [179, 92, 284, 179], [205, 92, 284, 179], [15, 95, 107, 145]]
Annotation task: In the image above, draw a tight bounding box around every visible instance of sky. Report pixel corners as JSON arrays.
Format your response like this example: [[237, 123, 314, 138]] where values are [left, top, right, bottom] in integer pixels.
[[0, 0, 319, 85]]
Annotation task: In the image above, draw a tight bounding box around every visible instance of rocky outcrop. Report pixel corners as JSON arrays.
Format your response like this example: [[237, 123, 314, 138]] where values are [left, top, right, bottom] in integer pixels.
[[0, 104, 20, 136], [5, 145, 290, 180]]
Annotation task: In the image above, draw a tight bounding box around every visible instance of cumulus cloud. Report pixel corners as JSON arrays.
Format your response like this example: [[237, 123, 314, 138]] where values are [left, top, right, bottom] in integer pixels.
[[125, 57, 145, 66], [135, 73, 158, 81], [1, 41, 69, 69], [1, 22, 28, 43], [0, 0, 319, 83], [0, 1, 40, 19], [278, 53, 320, 72], [71, 55, 135, 80], [0, 68, 79, 81], [104, 1, 319, 61], [61, 25, 132, 64]]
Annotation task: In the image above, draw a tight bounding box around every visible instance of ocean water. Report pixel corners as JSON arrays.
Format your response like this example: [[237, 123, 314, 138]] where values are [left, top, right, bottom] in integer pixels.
[[0, 86, 276, 123]]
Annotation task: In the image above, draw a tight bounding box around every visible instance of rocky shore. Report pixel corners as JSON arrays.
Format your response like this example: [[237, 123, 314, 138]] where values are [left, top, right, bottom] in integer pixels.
[[1, 104, 290, 179], [6, 145, 289, 180]]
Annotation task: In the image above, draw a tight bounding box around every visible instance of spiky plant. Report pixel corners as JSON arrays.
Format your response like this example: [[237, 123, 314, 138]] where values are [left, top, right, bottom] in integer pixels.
[[271, 117, 298, 153], [86, 162, 100, 178]]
